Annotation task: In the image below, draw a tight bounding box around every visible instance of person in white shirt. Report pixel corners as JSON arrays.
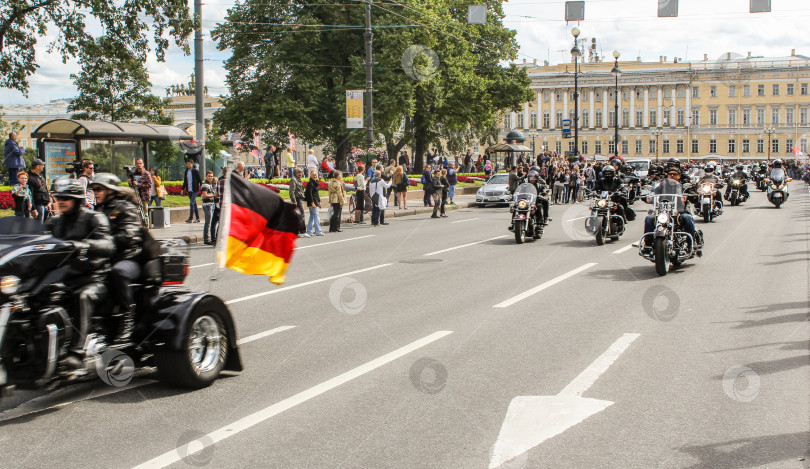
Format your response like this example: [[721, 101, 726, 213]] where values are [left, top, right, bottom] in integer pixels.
[[306, 150, 318, 176]]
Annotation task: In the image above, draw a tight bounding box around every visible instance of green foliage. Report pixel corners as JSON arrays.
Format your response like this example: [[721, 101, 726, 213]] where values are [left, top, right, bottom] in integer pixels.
[[205, 120, 227, 168], [0, 0, 194, 95], [0, 106, 22, 135]]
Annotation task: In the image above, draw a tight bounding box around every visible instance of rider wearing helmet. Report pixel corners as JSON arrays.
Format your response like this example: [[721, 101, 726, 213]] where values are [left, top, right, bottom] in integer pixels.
[[770, 159, 786, 181], [526, 170, 550, 224], [47, 179, 115, 361], [594, 165, 630, 221], [724, 164, 750, 201], [642, 168, 703, 255], [699, 163, 725, 208], [90, 173, 145, 344]]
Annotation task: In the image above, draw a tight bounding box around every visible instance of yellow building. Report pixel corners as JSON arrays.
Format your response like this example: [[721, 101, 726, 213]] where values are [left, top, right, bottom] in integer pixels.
[[502, 52, 810, 161]]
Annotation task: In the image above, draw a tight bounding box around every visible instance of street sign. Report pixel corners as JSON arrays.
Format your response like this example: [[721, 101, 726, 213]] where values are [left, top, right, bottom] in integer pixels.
[[564, 1, 585, 22], [467, 5, 486, 24], [346, 90, 363, 129], [562, 119, 571, 138], [750, 0, 771, 13], [658, 0, 678, 17]]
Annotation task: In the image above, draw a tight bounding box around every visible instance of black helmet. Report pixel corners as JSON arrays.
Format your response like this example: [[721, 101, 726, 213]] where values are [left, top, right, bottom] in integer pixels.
[[666, 158, 680, 169], [530, 165, 541, 173], [655, 165, 665, 174], [603, 166, 615, 177], [91, 172, 122, 191], [610, 159, 622, 168], [735, 164, 743, 171], [527, 170, 539, 182], [52, 178, 86, 200], [773, 159, 782, 168]]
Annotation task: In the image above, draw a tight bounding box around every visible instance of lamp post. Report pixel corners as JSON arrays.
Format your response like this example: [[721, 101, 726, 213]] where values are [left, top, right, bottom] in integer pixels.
[[764, 126, 775, 161], [611, 50, 621, 158], [571, 27, 581, 157], [652, 129, 663, 164], [529, 131, 537, 156]]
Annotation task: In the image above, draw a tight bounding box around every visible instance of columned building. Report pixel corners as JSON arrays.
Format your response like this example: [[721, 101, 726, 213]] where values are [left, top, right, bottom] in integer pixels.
[[505, 53, 810, 160]]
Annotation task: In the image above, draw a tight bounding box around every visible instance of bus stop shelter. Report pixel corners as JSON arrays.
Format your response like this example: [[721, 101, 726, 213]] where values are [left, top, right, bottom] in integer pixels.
[[31, 119, 192, 183]]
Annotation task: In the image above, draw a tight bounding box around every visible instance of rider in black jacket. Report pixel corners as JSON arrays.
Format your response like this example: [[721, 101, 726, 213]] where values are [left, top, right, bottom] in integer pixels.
[[698, 163, 725, 208], [90, 173, 144, 344], [526, 170, 550, 224], [48, 179, 115, 359], [724, 164, 750, 201], [594, 166, 630, 221]]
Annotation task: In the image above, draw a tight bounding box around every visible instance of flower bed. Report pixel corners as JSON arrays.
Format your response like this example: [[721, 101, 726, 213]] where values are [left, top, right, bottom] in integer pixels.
[[0, 191, 13, 209]]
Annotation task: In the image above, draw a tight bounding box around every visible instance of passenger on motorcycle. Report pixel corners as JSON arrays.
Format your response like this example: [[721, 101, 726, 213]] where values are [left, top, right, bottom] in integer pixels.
[[594, 166, 632, 221], [698, 163, 725, 208], [90, 173, 145, 344], [770, 159, 787, 182], [642, 168, 701, 253], [526, 170, 550, 224], [47, 179, 115, 361], [724, 164, 750, 201]]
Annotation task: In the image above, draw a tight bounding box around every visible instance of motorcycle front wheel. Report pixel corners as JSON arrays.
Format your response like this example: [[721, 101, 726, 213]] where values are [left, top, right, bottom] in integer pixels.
[[703, 211, 711, 223], [595, 226, 605, 246], [654, 238, 670, 276], [515, 224, 525, 244]]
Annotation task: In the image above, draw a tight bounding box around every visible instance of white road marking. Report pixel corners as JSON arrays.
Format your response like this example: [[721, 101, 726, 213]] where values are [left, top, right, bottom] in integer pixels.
[[189, 262, 216, 269], [237, 326, 296, 345], [450, 217, 480, 224], [489, 333, 640, 468], [612, 243, 635, 254], [295, 234, 375, 250], [493, 263, 598, 308], [132, 330, 454, 469], [225, 264, 391, 305], [424, 235, 506, 256], [566, 216, 587, 222]]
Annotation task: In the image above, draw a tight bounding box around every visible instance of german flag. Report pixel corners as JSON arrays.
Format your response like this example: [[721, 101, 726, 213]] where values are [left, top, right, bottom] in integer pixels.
[[218, 173, 300, 285]]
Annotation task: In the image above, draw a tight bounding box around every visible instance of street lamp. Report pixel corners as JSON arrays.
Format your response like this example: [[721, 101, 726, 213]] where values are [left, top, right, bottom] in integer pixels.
[[529, 131, 537, 157], [571, 27, 581, 158], [612, 50, 621, 158], [764, 126, 775, 161], [652, 129, 664, 164]]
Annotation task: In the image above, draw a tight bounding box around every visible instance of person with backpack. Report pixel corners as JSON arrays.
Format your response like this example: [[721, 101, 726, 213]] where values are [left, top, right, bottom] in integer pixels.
[[368, 170, 391, 226]]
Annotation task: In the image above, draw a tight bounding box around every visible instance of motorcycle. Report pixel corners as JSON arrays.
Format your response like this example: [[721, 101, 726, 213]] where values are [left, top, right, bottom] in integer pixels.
[[0, 218, 242, 399], [766, 177, 790, 208], [727, 178, 748, 206], [694, 182, 723, 223], [754, 173, 768, 191], [639, 191, 701, 277], [585, 191, 626, 245], [508, 183, 546, 244]]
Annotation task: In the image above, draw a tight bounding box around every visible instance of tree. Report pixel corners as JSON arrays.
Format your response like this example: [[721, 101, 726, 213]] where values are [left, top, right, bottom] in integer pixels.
[[205, 120, 227, 169], [149, 111, 182, 178], [0, 0, 193, 95], [68, 36, 168, 122]]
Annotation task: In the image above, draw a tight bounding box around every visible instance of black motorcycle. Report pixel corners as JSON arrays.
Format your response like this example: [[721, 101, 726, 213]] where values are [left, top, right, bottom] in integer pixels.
[[726, 178, 748, 206], [585, 191, 625, 245], [0, 218, 242, 399], [508, 183, 546, 244], [639, 190, 701, 277]]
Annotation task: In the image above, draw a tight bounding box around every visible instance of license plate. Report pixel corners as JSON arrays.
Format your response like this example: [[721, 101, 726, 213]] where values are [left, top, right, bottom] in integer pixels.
[[488, 197, 500, 201]]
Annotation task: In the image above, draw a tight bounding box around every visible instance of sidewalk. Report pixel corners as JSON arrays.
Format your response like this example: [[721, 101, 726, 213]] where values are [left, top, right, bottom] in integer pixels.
[[153, 192, 484, 244]]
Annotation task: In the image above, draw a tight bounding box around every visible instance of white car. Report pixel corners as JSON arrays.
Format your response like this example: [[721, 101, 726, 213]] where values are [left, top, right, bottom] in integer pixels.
[[625, 158, 652, 179], [476, 173, 511, 206]]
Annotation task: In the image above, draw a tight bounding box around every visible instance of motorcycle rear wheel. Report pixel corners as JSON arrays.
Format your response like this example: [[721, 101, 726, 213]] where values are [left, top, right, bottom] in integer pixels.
[[155, 308, 229, 389], [654, 238, 670, 276]]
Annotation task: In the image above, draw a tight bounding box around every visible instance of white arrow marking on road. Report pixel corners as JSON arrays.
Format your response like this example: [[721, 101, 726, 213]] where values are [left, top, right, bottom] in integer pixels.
[[489, 333, 640, 469], [237, 325, 296, 345], [424, 235, 506, 256], [612, 243, 635, 254], [493, 263, 597, 308], [132, 330, 454, 469]]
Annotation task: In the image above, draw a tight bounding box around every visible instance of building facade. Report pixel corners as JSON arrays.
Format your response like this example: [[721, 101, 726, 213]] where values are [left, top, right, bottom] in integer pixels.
[[502, 53, 810, 161]]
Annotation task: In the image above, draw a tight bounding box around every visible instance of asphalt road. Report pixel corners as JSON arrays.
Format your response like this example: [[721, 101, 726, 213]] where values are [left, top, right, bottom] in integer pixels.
[[1, 185, 808, 469]]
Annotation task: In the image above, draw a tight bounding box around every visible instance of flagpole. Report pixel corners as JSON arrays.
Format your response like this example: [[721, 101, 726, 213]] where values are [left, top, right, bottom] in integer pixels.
[[216, 169, 233, 269]]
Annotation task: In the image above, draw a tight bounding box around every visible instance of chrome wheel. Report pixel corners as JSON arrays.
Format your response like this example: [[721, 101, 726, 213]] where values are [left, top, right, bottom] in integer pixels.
[[188, 315, 223, 374]]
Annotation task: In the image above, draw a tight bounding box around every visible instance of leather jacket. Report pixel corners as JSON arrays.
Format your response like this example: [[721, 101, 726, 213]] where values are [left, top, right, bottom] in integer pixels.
[[98, 196, 143, 263], [47, 205, 115, 277]]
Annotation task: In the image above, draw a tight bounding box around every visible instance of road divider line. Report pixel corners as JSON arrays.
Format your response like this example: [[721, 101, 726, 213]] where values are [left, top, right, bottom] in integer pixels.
[[494, 263, 598, 308], [132, 330, 454, 469], [450, 218, 480, 224], [295, 235, 375, 250], [237, 326, 297, 345], [189, 262, 216, 270], [424, 235, 506, 256], [225, 264, 391, 305], [558, 333, 640, 397], [612, 243, 635, 254], [566, 216, 587, 222]]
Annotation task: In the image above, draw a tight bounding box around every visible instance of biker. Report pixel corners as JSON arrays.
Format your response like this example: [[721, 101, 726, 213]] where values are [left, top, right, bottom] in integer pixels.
[[90, 173, 145, 344], [526, 170, 550, 224], [47, 179, 115, 363], [770, 159, 787, 182], [724, 164, 750, 201], [698, 163, 725, 208], [642, 168, 703, 255], [593, 165, 630, 221]]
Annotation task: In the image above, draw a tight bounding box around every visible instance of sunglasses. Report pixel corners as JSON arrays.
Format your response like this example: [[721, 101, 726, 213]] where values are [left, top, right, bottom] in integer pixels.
[[54, 196, 74, 201]]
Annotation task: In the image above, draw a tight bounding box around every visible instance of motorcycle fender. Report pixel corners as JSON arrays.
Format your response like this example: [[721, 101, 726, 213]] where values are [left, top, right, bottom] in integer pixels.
[[151, 292, 243, 372], [584, 215, 603, 236], [701, 198, 711, 206]]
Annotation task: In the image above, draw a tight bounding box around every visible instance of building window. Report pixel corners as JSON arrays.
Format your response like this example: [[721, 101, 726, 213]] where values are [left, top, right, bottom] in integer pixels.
[[757, 139, 764, 154], [649, 139, 656, 155], [582, 110, 589, 128], [743, 108, 751, 125], [622, 89, 630, 100], [801, 107, 808, 124], [772, 84, 779, 96], [504, 114, 511, 129], [729, 85, 736, 97], [650, 87, 657, 99], [677, 86, 685, 98], [609, 109, 616, 127], [710, 139, 717, 154], [664, 87, 671, 99], [595, 140, 602, 154], [757, 84, 765, 96], [649, 110, 657, 127], [692, 109, 700, 127], [728, 139, 736, 154], [636, 109, 643, 127], [786, 138, 793, 153], [635, 140, 643, 154], [595, 89, 602, 101], [801, 138, 807, 153], [802, 84, 808, 95], [772, 108, 779, 125], [728, 109, 737, 126], [710, 86, 717, 98], [556, 111, 563, 128], [742, 139, 750, 153], [595, 109, 603, 127], [608, 140, 616, 155], [568, 141, 575, 152], [676, 139, 684, 154], [662, 140, 670, 154], [677, 109, 685, 126], [608, 90, 616, 101], [636, 88, 643, 100], [786, 107, 794, 124], [530, 111, 537, 128], [692, 139, 699, 154], [543, 141, 548, 151], [772, 139, 779, 154], [556, 90, 563, 101], [743, 85, 751, 97], [622, 140, 629, 155], [556, 141, 562, 154], [543, 111, 550, 128], [569, 109, 575, 122], [757, 108, 765, 125], [622, 109, 630, 127], [543, 90, 550, 102], [787, 84, 794, 96], [692, 86, 700, 98], [709, 109, 718, 125], [582, 89, 589, 100], [517, 113, 524, 128], [582, 140, 588, 154], [570, 91, 576, 101], [663, 108, 671, 126]]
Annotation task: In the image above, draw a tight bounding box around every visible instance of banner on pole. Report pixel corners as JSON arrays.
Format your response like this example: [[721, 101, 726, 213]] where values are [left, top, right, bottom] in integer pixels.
[[346, 90, 364, 128]]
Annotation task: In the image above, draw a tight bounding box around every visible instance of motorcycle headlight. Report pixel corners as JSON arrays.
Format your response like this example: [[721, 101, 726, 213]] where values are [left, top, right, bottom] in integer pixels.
[[0, 275, 20, 295], [733, 179, 741, 184], [778, 184, 785, 189], [701, 184, 712, 193], [517, 200, 528, 209], [657, 213, 669, 224], [771, 184, 778, 189], [597, 199, 607, 207]]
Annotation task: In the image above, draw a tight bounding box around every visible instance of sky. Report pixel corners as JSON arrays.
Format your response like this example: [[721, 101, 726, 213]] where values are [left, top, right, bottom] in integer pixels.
[[1, 0, 808, 106]]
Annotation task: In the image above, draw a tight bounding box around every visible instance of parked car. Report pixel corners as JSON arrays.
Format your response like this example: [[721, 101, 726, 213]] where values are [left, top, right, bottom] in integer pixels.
[[625, 158, 652, 180], [475, 173, 511, 206]]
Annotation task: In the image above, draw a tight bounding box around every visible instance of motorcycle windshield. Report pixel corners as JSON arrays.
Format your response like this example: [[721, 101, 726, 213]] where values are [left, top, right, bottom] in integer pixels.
[[649, 179, 686, 212], [513, 183, 537, 203]]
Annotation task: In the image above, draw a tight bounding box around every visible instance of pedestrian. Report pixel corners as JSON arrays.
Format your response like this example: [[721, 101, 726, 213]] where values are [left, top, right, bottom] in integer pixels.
[[347, 151, 357, 174], [305, 170, 324, 236], [149, 167, 164, 207], [4, 132, 25, 186], [353, 165, 367, 224], [182, 159, 202, 223], [484, 159, 493, 177], [430, 169, 447, 218], [394, 165, 409, 209], [129, 158, 152, 224], [439, 169, 450, 214], [328, 171, 346, 232], [422, 163, 433, 207], [12, 171, 35, 218], [368, 170, 391, 226], [264, 145, 276, 178], [307, 150, 318, 176], [508, 166, 519, 195], [447, 162, 458, 204], [367, 159, 378, 179], [576, 168, 585, 203], [290, 167, 307, 236], [77, 159, 96, 209], [280, 147, 291, 178], [566, 168, 575, 203], [383, 161, 395, 204], [200, 171, 217, 245], [210, 167, 227, 243], [27, 158, 49, 223], [552, 169, 565, 204]]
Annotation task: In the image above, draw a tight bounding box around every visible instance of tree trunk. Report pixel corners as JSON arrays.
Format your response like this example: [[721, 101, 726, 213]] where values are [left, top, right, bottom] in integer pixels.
[[335, 137, 350, 173]]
